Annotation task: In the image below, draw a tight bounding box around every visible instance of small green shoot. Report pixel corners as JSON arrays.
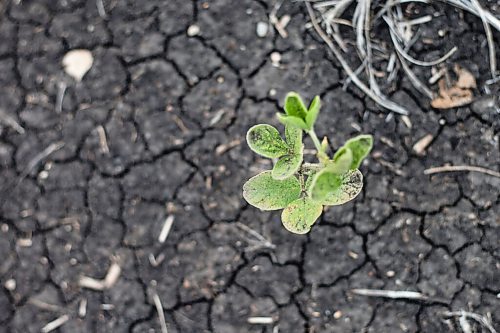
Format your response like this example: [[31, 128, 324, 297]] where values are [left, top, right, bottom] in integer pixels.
[[243, 92, 373, 234]]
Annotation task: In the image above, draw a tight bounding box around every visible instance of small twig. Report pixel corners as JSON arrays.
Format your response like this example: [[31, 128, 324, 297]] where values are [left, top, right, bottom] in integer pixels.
[[79, 262, 121, 290], [398, 14, 433, 26], [429, 67, 446, 84], [208, 109, 226, 127], [96, 0, 107, 19], [152, 293, 169, 333], [247, 317, 275, 324], [41, 315, 70, 333], [0, 108, 25, 134], [215, 139, 241, 156], [459, 313, 473, 333], [78, 298, 87, 318], [375, 158, 406, 176], [96, 125, 109, 154], [351, 288, 444, 302], [442, 311, 498, 333], [234, 222, 276, 251], [28, 299, 64, 312], [158, 215, 174, 244], [424, 165, 500, 178], [270, 0, 289, 38], [24, 142, 64, 177], [412, 134, 434, 155], [55, 82, 67, 114], [5, 142, 66, 195], [172, 114, 189, 133], [149, 253, 165, 267], [101, 304, 115, 310]]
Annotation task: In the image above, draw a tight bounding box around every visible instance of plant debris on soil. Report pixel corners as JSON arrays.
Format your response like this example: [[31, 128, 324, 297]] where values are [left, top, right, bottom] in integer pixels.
[[0, 0, 498, 332]]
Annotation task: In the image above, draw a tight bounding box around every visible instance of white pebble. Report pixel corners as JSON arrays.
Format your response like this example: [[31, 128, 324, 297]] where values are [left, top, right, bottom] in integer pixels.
[[187, 24, 200, 37], [256, 21, 268, 38], [62, 49, 93, 82], [38, 170, 49, 180], [270, 52, 281, 65], [4, 279, 16, 291]]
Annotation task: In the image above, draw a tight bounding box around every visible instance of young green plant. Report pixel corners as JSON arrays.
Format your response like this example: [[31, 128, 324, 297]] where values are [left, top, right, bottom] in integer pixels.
[[243, 92, 373, 234]]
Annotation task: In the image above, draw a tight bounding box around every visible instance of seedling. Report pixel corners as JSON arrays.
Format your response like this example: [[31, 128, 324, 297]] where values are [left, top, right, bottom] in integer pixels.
[[243, 92, 373, 234]]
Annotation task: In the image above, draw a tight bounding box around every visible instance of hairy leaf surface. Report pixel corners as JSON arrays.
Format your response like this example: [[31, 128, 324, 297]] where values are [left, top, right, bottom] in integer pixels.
[[277, 113, 309, 131], [243, 171, 301, 210], [334, 135, 373, 170], [246, 124, 289, 158], [284, 92, 308, 119], [272, 153, 303, 180], [281, 197, 323, 234], [305, 95, 320, 129], [310, 169, 363, 206]]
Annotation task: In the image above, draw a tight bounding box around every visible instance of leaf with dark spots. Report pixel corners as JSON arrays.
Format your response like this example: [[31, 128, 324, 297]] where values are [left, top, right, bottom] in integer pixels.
[[272, 153, 303, 180], [311, 169, 363, 206], [281, 197, 323, 234], [246, 124, 289, 158], [243, 171, 301, 210], [334, 135, 373, 170]]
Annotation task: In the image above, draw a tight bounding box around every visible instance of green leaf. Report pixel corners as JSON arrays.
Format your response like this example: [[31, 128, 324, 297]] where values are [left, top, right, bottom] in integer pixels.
[[310, 169, 364, 206], [276, 113, 309, 131], [272, 153, 303, 180], [284, 92, 308, 119], [305, 95, 320, 129], [246, 124, 289, 158], [281, 197, 323, 234], [309, 168, 342, 202], [243, 171, 301, 210], [330, 146, 353, 174], [335, 135, 373, 170], [285, 125, 302, 152], [271, 125, 304, 180]]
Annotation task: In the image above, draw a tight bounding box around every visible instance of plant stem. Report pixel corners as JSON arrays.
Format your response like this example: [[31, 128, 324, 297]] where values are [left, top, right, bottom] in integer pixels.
[[308, 129, 322, 152]]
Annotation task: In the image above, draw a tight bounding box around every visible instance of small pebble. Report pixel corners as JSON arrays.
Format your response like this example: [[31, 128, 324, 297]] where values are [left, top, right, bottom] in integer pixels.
[[4, 279, 16, 291], [269, 88, 277, 97], [386, 270, 396, 277], [270, 52, 281, 66], [38, 170, 49, 180], [251, 265, 261, 272], [187, 24, 200, 37], [333, 311, 342, 319], [62, 49, 93, 82], [256, 21, 268, 38]]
